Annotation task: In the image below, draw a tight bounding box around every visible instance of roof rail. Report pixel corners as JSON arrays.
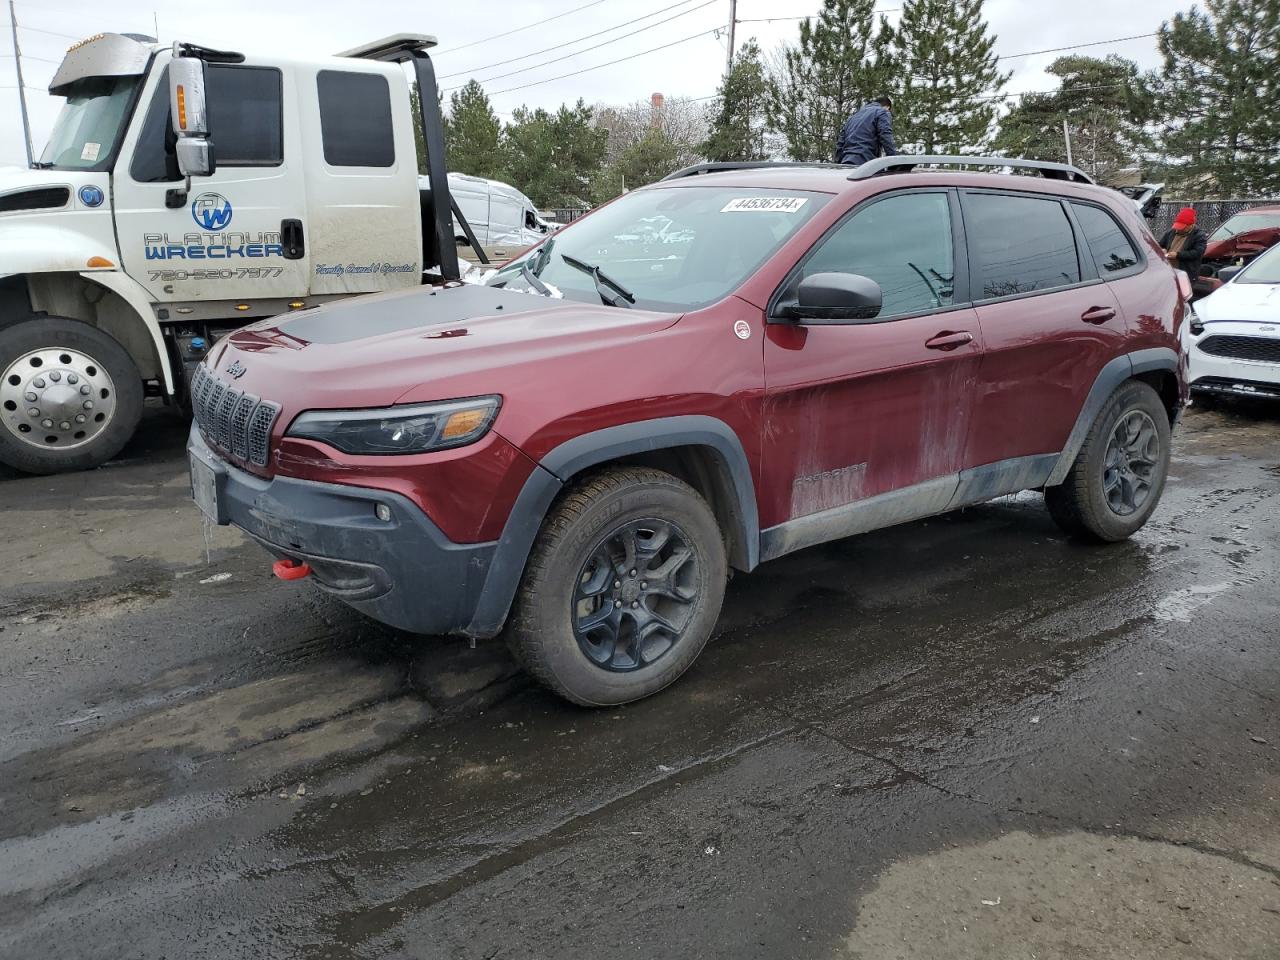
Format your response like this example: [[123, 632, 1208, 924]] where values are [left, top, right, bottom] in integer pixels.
[[338, 34, 438, 62], [662, 161, 848, 181], [849, 155, 1095, 184]]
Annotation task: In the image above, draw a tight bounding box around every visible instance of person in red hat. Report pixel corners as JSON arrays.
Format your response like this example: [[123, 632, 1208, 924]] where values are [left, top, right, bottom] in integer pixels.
[[1159, 207, 1208, 279]]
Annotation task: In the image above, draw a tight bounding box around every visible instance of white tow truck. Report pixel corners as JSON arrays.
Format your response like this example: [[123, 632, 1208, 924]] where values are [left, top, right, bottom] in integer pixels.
[[0, 31, 549, 474]]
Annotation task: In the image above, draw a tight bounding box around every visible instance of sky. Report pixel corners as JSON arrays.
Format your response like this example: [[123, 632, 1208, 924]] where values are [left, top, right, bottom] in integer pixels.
[[1, 0, 1178, 168]]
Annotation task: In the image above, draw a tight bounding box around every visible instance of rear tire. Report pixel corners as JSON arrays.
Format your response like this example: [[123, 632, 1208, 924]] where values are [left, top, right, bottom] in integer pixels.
[[505, 466, 728, 707], [0, 317, 143, 475], [1045, 380, 1171, 542]]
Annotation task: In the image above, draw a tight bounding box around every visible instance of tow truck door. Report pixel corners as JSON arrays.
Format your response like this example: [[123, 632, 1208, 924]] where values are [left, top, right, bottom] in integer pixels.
[[301, 64, 423, 296], [113, 58, 311, 304]]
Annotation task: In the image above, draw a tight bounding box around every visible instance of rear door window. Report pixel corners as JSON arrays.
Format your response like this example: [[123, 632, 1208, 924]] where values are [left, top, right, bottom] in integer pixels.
[[800, 191, 956, 319], [316, 70, 395, 167], [1072, 203, 1141, 275], [965, 193, 1081, 300]]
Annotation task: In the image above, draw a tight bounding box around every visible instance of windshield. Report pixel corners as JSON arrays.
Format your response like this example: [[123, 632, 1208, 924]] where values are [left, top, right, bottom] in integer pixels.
[[1236, 243, 1280, 284], [1209, 212, 1280, 242], [39, 76, 138, 170], [487, 185, 830, 311]]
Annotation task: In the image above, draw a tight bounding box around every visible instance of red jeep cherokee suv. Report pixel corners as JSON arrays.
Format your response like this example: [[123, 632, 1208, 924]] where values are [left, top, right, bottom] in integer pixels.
[[188, 157, 1187, 706]]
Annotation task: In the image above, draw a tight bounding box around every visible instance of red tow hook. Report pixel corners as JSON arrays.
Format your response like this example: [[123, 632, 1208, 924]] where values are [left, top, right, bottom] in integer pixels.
[[273, 558, 311, 581]]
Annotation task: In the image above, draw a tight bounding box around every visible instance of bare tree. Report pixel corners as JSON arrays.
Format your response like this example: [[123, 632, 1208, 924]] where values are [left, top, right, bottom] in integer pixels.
[[593, 96, 712, 169]]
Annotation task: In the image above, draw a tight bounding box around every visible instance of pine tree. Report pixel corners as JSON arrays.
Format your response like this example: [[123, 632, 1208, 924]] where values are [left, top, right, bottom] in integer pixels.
[[702, 40, 771, 162], [1146, 0, 1280, 197], [443, 80, 503, 179], [889, 0, 1009, 153], [766, 0, 893, 161], [592, 131, 682, 202], [501, 101, 607, 207], [992, 55, 1152, 184]]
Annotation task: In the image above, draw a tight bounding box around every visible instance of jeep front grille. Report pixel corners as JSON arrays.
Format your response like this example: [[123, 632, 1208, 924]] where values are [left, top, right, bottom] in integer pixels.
[[190, 365, 280, 467], [1198, 334, 1280, 364]]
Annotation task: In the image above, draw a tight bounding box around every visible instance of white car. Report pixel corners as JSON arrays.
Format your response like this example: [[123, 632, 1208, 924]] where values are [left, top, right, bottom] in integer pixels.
[[1188, 242, 1280, 402]]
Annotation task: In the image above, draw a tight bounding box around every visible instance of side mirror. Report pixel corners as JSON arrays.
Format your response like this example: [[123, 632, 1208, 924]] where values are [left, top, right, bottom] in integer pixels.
[[1217, 265, 1243, 283], [169, 54, 214, 179], [788, 272, 883, 323]]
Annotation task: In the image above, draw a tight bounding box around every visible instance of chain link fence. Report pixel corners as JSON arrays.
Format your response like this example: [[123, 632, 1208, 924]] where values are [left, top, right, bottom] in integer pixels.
[[1149, 199, 1276, 238]]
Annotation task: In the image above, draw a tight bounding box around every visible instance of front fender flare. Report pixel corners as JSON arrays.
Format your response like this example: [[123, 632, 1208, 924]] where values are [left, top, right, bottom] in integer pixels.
[[464, 415, 759, 638]]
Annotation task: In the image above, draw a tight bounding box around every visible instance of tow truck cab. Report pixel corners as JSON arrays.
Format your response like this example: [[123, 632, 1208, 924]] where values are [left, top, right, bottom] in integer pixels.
[[0, 32, 486, 475]]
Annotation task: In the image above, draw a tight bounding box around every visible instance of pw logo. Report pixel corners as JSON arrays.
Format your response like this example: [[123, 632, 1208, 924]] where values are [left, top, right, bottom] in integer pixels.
[[191, 192, 233, 231], [225, 360, 247, 379]]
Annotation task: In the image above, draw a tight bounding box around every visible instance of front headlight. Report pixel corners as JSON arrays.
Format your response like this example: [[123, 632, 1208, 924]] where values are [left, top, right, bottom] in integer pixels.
[[285, 396, 500, 455]]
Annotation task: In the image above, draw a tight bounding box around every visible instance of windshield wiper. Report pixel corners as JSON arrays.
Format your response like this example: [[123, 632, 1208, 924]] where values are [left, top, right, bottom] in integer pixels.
[[520, 259, 553, 297], [30, 161, 54, 170], [560, 253, 635, 308]]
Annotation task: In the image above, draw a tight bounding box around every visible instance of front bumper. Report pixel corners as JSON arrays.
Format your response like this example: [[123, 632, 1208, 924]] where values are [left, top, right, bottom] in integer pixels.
[[187, 425, 497, 635], [1189, 340, 1280, 401]]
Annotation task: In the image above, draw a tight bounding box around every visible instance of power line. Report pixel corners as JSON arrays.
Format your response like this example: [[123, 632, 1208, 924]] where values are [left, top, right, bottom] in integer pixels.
[[0, 51, 59, 63], [17, 23, 83, 40], [1001, 32, 1157, 60], [435, 0, 614, 56], [440, 0, 704, 79], [737, 10, 899, 23], [445, 0, 718, 91], [488, 24, 724, 96]]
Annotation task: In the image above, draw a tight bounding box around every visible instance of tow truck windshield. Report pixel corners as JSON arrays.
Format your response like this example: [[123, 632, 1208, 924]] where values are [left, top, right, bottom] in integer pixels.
[[39, 76, 138, 170], [488, 185, 829, 311]]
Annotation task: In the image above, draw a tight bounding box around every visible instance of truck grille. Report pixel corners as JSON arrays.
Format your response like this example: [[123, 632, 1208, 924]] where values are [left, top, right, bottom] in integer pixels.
[[1198, 335, 1280, 364], [190, 365, 280, 467]]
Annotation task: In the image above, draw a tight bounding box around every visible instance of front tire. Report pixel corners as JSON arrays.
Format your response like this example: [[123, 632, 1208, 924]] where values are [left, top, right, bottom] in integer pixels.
[[506, 467, 728, 707], [1045, 380, 1171, 542], [0, 317, 143, 475]]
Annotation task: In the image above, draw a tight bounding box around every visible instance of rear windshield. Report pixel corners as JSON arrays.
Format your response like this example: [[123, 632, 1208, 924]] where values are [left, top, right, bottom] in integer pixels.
[[1209, 212, 1280, 242], [487, 185, 829, 311]]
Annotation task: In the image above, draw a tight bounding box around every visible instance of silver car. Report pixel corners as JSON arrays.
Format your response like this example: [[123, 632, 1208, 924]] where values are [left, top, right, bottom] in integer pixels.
[[1188, 243, 1280, 402]]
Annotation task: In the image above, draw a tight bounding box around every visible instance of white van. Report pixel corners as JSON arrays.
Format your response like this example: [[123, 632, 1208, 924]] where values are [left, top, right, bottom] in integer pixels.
[[426, 173, 553, 264]]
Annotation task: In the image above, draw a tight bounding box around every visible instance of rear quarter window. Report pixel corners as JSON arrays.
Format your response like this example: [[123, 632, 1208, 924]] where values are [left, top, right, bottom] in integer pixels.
[[1073, 203, 1141, 275], [316, 70, 395, 168]]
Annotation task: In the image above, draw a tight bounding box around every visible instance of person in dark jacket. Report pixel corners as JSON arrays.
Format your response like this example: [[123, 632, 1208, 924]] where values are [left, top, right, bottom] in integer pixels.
[[835, 96, 898, 166], [1160, 207, 1208, 279]]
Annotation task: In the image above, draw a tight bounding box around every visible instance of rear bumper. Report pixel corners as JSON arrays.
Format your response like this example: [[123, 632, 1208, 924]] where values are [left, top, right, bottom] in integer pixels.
[[187, 425, 496, 635]]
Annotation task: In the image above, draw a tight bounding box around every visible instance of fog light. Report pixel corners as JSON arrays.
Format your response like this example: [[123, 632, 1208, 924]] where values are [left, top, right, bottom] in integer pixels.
[[375, 503, 392, 522]]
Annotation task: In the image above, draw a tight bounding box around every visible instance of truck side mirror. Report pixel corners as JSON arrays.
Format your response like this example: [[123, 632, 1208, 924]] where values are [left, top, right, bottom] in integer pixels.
[[169, 53, 215, 179]]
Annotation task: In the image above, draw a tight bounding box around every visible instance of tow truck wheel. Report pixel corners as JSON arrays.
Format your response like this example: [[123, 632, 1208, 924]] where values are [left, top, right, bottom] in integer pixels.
[[0, 316, 142, 475], [506, 466, 728, 706]]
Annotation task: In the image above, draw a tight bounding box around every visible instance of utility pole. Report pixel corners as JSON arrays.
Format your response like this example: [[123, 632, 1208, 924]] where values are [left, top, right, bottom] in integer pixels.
[[1062, 118, 1073, 168], [724, 0, 737, 77], [8, 0, 34, 167]]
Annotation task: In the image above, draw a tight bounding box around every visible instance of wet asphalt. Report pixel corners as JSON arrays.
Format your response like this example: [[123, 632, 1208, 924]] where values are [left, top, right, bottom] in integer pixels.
[[1, 401, 1278, 959]]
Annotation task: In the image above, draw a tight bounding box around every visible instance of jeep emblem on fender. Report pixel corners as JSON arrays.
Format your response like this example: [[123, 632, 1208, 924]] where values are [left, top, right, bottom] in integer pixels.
[[226, 360, 247, 379], [191, 192, 233, 231]]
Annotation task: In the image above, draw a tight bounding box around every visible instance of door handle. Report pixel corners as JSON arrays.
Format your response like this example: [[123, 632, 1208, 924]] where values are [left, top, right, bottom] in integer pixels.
[[1081, 306, 1116, 324], [925, 330, 974, 351], [280, 219, 305, 260]]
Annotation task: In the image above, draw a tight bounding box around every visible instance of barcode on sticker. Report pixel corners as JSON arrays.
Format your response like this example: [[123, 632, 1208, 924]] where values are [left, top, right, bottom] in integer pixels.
[[721, 197, 808, 213]]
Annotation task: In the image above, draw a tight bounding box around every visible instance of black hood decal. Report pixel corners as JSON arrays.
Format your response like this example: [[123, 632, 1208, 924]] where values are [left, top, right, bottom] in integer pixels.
[[275, 284, 554, 345]]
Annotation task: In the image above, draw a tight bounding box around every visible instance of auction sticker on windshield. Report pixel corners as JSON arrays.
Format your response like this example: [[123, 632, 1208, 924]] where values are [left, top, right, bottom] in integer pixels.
[[721, 197, 809, 213]]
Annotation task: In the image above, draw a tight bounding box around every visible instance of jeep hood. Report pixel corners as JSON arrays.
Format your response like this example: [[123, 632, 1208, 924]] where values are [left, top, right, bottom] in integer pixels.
[[218, 283, 682, 410]]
